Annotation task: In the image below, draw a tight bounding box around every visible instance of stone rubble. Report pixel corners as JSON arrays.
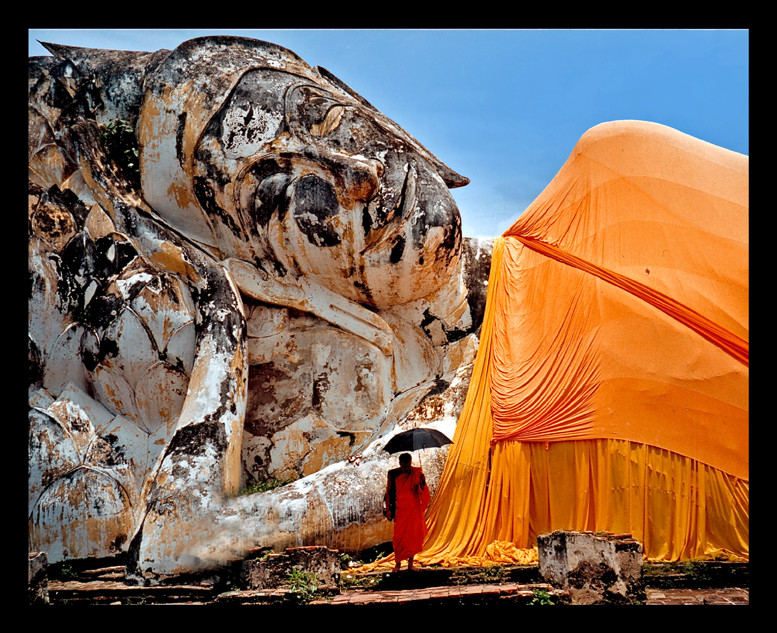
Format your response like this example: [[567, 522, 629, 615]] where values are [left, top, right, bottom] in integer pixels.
[[32, 542, 749, 607]]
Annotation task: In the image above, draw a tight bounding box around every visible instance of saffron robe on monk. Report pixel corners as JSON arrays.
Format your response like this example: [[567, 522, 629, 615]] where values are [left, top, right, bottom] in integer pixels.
[[385, 465, 431, 562]]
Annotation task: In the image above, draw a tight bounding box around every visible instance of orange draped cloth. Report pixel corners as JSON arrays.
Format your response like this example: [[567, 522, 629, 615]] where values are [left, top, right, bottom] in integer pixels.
[[387, 466, 431, 562], [417, 121, 748, 566]]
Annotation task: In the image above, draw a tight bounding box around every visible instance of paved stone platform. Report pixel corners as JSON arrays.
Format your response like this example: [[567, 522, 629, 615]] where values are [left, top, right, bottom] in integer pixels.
[[311, 581, 565, 606], [45, 579, 748, 606], [37, 559, 749, 606], [645, 587, 749, 605], [310, 585, 749, 607]]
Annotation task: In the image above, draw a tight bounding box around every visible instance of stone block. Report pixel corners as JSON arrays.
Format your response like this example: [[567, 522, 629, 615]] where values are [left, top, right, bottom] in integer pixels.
[[537, 530, 645, 604], [28, 551, 49, 605], [240, 546, 340, 592]]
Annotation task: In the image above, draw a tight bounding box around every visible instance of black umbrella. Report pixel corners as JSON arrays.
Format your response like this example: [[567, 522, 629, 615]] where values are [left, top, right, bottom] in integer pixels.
[[383, 427, 453, 454]]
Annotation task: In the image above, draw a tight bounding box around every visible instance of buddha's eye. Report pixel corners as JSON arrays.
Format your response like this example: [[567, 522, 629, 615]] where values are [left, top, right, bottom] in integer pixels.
[[287, 85, 346, 139], [311, 105, 345, 137]]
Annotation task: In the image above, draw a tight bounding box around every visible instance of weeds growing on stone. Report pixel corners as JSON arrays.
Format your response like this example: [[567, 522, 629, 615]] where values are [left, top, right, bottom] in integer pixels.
[[98, 118, 140, 188], [237, 478, 297, 495], [529, 588, 555, 606], [285, 568, 321, 605]]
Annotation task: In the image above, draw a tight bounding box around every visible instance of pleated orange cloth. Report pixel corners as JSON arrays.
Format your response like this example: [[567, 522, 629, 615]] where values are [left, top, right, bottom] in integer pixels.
[[417, 121, 748, 566]]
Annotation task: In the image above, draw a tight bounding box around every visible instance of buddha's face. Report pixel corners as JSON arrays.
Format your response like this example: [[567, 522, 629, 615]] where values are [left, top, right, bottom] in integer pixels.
[[189, 65, 466, 309]]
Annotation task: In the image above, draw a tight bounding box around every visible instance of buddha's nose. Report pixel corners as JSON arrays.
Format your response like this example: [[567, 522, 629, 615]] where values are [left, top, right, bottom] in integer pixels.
[[435, 163, 470, 189]]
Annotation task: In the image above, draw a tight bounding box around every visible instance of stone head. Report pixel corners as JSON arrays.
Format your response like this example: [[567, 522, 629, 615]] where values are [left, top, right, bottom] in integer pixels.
[[139, 36, 468, 309]]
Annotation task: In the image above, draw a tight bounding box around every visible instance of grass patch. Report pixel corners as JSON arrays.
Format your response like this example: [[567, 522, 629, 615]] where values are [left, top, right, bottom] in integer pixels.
[[285, 568, 321, 605], [238, 478, 296, 495], [98, 118, 140, 188], [529, 588, 556, 605]]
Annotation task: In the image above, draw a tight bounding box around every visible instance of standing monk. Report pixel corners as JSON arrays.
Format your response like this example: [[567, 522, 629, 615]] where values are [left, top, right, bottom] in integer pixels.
[[384, 453, 431, 572]]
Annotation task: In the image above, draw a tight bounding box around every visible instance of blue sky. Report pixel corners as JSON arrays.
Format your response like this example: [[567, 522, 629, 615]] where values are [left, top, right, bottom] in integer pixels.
[[28, 28, 748, 238]]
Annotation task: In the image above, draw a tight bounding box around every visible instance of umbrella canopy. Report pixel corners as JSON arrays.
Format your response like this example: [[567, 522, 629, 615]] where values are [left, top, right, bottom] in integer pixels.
[[383, 428, 453, 454]]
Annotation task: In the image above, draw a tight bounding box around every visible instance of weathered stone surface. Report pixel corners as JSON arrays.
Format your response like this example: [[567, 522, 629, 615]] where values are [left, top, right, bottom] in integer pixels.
[[28, 552, 50, 605], [537, 530, 645, 604], [240, 546, 340, 591], [28, 35, 486, 581]]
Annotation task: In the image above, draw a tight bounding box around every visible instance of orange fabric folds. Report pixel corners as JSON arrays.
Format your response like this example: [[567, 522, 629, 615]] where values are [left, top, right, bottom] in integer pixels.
[[420, 121, 748, 564]]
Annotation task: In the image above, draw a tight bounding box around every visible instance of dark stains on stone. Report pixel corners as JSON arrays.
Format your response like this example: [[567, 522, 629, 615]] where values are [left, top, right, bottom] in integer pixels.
[[166, 420, 228, 459], [352, 277, 371, 296], [427, 377, 451, 397], [27, 179, 46, 199], [169, 354, 189, 374], [125, 525, 144, 579], [53, 71, 104, 127], [361, 206, 373, 236], [190, 260, 246, 359], [34, 186, 89, 236], [247, 363, 290, 407], [245, 362, 307, 437], [98, 336, 120, 362], [55, 229, 141, 331], [223, 74, 286, 148], [291, 174, 341, 247], [389, 234, 405, 264], [241, 157, 294, 228], [419, 308, 441, 339], [461, 238, 493, 333], [96, 235, 138, 277], [193, 176, 245, 240], [86, 435, 116, 465], [81, 292, 124, 337], [353, 357, 375, 394], [351, 263, 374, 304], [61, 232, 97, 281], [194, 143, 232, 191], [175, 112, 187, 166], [28, 337, 43, 390], [408, 183, 460, 255], [425, 217, 462, 277], [443, 327, 469, 343], [419, 311, 436, 334], [102, 433, 129, 466], [29, 55, 75, 111], [50, 214, 158, 341], [36, 42, 168, 131], [312, 372, 330, 410], [254, 254, 288, 280], [251, 452, 267, 472], [110, 534, 127, 554], [30, 193, 75, 243], [336, 431, 357, 447], [568, 560, 619, 590]]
